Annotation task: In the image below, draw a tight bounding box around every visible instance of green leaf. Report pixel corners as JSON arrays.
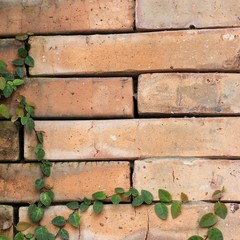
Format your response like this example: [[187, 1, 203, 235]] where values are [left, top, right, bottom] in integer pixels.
[[12, 59, 24, 66], [16, 221, 31, 232], [36, 131, 44, 144], [158, 189, 172, 203], [0, 77, 6, 90], [115, 187, 124, 194], [16, 67, 25, 79], [111, 194, 121, 205], [141, 190, 153, 205], [28, 204, 44, 223], [171, 201, 182, 219], [131, 195, 144, 207], [25, 43, 31, 51], [93, 200, 104, 214], [25, 104, 35, 117], [187, 236, 204, 240], [66, 201, 79, 210], [83, 197, 91, 205], [18, 48, 28, 58], [207, 228, 223, 240], [13, 79, 25, 86], [130, 187, 139, 196], [34, 226, 49, 240], [51, 216, 66, 227], [41, 161, 51, 177], [5, 74, 14, 80], [79, 202, 90, 212], [26, 117, 35, 131], [25, 233, 34, 239], [40, 191, 52, 207], [47, 233, 55, 240], [0, 60, 7, 67], [16, 33, 28, 41], [46, 189, 54, 200], [154, 203, 168, 220], [35, 178, 45, 191], [58, 229, 69, 240], [36, 148, 45, 161], [25, 56, 34, 67], [3, 84, 14, 98], [16, 107, 24, 117], [0, 104, 10, 119], [92, 191, 106, 200], [14, 232, 24, 240], [0, 66, 8, 74], [68, 212, 80, 228], [199, 213, 218, 228], [21, 116, 28, 125], [214, 202, 227, 219], [0, 236, 10, 240]]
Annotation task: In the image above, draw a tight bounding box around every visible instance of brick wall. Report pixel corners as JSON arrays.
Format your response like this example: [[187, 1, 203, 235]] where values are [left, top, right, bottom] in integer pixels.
[[1, 1, 240, 239]]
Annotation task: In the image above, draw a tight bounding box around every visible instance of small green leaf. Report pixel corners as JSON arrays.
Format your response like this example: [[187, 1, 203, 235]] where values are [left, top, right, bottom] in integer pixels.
[[51, 216, 66, 227], [13, 79, 25, 86], [83, 197, 91, 205], [58, 229, 69, 240], [66, 201, 79, 210], [25, 56, 34, 67], [28, 204, 44, 223], [187, 236, 204, 240], [158, 189, 172, 203], [36, 148, 45, 161], [154, 203, 168, 220], [115, 187, 124, 194], [68, 212, 80, 228], [35, 178, 45, 190], [92, 191, 106, 200], [18, 48, 28, 58], [34, 226, 49, 240], [199, 213, 218, 228], [131, 195, 144, 207], [41, 161, 51, 177], [25, 104, 35, 117], [141, 190, 153, 205], [16, 221, 31, 232], [111, 194, 121, 205], [16, 67, 25, 79], [0, 66, 8, 74], [47, 233, 55, 240], [130, 187, 139, 196], [40, 191, 52, 207], [93, 200, 104, 214], [16, 33, 28, 41], [12, 59, 24, 66], [26, 117, 35, 131], [0, 236, 10, 240], [25, 43, 31, 51], [36, 131, 44, 144], [5, 74, 14, 80], [0, 104, 10, 119], [16, 107, 24, 117], [207, 228, 223, 240], [124, 190, 132, 198], [3, 84, 14, 98], [0, 60, 7, 67], [46, 189, 54, 200], [21, 116, 28, 125], [14, 232, 24, 240], [171, 200, 182, 219], [214, 202, 227, 219], [79, 202, 90, 212], [25, 233, 34, 239], [0, 77, 6, 90]]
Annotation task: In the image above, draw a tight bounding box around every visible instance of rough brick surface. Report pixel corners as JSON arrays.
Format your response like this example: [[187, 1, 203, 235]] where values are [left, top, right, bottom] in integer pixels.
[[0, 205, 13, 239], [0, 39, 23, 73], [25, 118, 240, 160], [136, 0, 240, 30], [19, 203, 240, 239], [133, 159, 240, 201], [138, 73, 240, 116], [6, 77, 133, 118], [0, 122, 19, 161], [29, 29, 240, 76], [0, 0, 134, 35], [0, 162, 130, 203]]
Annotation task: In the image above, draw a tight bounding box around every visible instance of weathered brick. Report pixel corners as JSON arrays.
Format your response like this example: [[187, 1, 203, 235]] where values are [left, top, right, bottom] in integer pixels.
[[133, 159, 240, 201], [29, 29, 240, 76], [0, 122, 19, 161], [0, 0, 134, 36], [5, 77, 133, 118], [0, 39, 23, 73], [136, 0, 240, 30], [19, 203, 240, 239], [0, 162, 130, 203], [0, 205, 13, 239], [25, 118, 240, 160], [138, 73, 240, 116]]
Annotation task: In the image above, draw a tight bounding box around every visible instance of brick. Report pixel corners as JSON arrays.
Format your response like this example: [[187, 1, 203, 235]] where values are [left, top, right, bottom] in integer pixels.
[[0, 39, 23, 73], [5, 77, 133, 118], [138, 73, 240, 116], [0, 0, 134, 36], [0, 162, 130, 203], [133, 159, 240, 201], [0, 205, 13, 239], [19, 203, 240, 239], [29, 29, 240, 76], [0, 122, 19, 161], [25, 118, 240, 160], [136, 0, 240, 30]]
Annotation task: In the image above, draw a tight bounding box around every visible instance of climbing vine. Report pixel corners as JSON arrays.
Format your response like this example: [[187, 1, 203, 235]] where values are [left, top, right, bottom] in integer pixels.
[[0, 33, 228, 240]]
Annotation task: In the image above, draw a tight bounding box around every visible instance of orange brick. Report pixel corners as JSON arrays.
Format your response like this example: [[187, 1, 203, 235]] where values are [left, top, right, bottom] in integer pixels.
[[0, 122, 19, 161], [0, 0, 134, 35], [0, 162, 130, 203], [0, 39, 23, 73], [133, 159, 240, 201], [29, 29, 240, 76], [6, 77, 133, 118], [138, 73, 240, 116], [0, 205, 13, 239], [25, 118, 240, 160], [136, 0, 240, 30]]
